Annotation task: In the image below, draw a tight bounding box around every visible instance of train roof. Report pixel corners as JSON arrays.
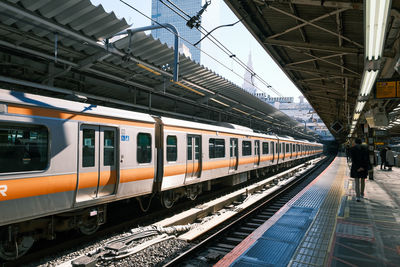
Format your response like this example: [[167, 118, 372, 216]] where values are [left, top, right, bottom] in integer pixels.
[[0, 89, 323, 146], [161, 116, 279, 140], [0, 89, 155, 124], [162, 117, 323, 145]]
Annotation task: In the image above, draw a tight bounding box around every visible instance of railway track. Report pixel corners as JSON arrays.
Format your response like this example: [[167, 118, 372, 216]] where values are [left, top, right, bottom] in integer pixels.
[[1, 157, 326, 266], [163, 156, 333, 266]]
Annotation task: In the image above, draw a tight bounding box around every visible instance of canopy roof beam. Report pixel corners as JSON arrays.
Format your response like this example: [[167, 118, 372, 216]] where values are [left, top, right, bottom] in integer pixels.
[[264, 38, 361, 54], [256, 0, 363, 10], [286, 47, 359, 75], [285, 66, 360, 79], [267, 5, 362, 48]]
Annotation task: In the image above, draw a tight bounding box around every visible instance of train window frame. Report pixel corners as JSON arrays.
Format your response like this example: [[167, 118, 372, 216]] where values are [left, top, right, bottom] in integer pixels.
[[0, 123, 50, 174], [82, 128, 95, 167], [103, 130, 115, 166], [262, 142, 269, 154], [286, 143, 290, 153], [166, 135, 178, 162], [137, 132, 152, 164], [242, 140, 252, 156], [209, 138, 225, 159]]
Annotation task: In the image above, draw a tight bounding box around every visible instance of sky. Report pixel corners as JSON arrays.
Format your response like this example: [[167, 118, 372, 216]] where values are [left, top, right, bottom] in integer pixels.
[[90, 0, 303, 101]]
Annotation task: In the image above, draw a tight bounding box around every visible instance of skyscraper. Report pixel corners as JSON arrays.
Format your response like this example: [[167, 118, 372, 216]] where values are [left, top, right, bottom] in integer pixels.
[[242, 52, 257, 95], [151, 0, 202, 62]]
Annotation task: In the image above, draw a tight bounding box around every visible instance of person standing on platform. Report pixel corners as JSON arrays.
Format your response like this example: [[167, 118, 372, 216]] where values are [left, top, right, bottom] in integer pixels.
[[350, 138, 369, 202], [345, 144, 351, 162], [380, 147, 387, 170], [385, 147, 394, 171]]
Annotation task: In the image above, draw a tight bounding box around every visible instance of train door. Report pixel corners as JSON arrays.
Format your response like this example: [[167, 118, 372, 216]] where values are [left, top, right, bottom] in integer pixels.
[[254, 140, 260, 166], [291, 143, 293, 158], [271, 141, 275, 162], [276, 142, 279, 164], [76, 125, 118, 203], [186, 134, 201, 179], [229, 138, 238, 171]]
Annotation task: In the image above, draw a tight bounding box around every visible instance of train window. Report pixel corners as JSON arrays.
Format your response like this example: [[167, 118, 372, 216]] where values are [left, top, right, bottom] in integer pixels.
[[103, 130, 115, 166], [242, 141, 252, 156], [0, 124, 48, 173], [137, 133, 152, 163], [262, 142, 269, 154], [104, 130, 115, 166], [293, 144, 296, 152], [230, 138, 238, 157], [167, 136, 177, 162], [209, 138, 225, 159], [286, 143, 290, 153], [83, 129, 95, 167], [195, 137, 200, 160], [187, 137, 192, 160]]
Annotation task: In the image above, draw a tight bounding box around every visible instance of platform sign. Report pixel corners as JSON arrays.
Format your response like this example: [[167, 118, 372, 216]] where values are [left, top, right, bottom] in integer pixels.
[[398, 81, 400, 97], [375, 81, 397, 98]]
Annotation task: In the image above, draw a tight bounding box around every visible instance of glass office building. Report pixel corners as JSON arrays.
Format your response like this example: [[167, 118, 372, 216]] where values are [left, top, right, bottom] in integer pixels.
[[151, 0, 202, 62]]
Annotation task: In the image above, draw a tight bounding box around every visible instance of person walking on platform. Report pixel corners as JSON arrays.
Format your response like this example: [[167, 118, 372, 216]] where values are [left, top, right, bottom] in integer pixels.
[[385, 147, 394, 171], [380, 147, 387, 170], [350, 138, 369, 202], [345, 145, 351, 162]]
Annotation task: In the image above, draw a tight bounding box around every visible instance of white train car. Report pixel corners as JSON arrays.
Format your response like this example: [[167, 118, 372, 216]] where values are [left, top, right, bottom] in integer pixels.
[[0, 89, 323, 259]]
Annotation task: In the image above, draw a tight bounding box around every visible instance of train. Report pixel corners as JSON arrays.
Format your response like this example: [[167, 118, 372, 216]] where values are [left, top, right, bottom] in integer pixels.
[[0, 89, 323, 260]]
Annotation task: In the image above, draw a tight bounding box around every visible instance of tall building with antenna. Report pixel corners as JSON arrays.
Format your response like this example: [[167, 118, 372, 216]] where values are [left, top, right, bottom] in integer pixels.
[[151, 0, 202, 62], [242, 52, 257, 95]]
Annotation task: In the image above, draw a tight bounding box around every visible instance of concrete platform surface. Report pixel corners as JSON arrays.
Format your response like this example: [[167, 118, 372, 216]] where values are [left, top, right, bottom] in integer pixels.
[[215, 156, 400, 267]]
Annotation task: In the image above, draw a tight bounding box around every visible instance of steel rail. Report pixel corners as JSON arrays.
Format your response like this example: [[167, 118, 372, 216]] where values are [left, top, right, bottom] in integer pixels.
[[162, 156, 332, 266]]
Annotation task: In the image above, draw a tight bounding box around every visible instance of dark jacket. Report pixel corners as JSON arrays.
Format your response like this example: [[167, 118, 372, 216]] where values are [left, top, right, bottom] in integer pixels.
[[379, 148, 387, 161], [350, 144, 369, 178]]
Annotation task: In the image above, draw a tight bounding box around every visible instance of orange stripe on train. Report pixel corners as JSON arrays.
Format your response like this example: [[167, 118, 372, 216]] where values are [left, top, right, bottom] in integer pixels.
[[0, 174, 76, 201], [0, 169, 153, 202], [8, 105, 154, 128], [120, 168, 154, 183]]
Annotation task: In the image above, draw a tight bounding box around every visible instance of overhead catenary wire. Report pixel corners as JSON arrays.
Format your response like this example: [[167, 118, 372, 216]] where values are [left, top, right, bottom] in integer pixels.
[[120, 0, 256, 94], [0, 2, 314, 139], [119, 1, 316, 137], [122, 0, 282, 97], [162, 0, 283, 97]]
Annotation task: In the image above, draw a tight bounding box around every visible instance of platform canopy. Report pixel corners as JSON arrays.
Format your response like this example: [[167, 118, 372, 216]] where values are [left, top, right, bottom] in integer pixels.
[[0, 0, 320, 140], [225, 0, 400, 141]]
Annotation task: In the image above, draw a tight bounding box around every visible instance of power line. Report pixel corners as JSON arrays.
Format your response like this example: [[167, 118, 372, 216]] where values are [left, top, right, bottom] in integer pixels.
[[120, 0, 262, 96], [162, 0, 282, 97], [159, 0, 283, 97], [122, 0, 281, 97]]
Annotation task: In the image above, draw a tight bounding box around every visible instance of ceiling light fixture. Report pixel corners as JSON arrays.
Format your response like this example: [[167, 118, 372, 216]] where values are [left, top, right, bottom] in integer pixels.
[[360, 70, 379, 96], [355, 101, 366, 113], [365, 0, 392, 60]]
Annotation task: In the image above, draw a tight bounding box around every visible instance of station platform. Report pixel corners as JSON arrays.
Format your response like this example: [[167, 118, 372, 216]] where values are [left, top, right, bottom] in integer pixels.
[[215, 156, 400, 266]]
